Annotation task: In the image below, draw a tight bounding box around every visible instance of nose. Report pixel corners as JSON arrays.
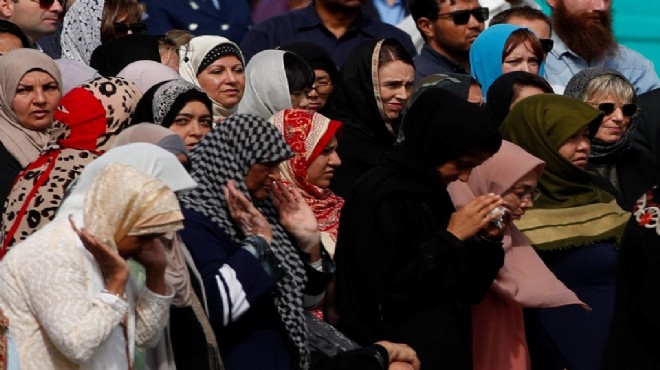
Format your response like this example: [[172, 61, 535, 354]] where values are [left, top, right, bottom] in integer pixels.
[[591, 0, 609, 12], [611, 106, 625, 122], [33, 88, 47, 104], [226, 70, 237, 83], [520, 61, 533, 73], [189, 121, 202, 137], [329, 151, 341, 167], [268, 167, 281, 181], [521, 198, 534, 209], [51, 0, 64, 13], [457, 168, 472, 182], [577, 137, 591, 152]]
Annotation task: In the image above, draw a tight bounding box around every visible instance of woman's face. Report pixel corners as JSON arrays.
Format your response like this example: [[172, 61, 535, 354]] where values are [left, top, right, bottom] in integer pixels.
[[500, 171, 538, 221], [587, 94, 633, 144], [197, 55, 245, 108], [298, 69, 333, 112], [378, 60, 415, 120], [12, 70, 61, 131], [502, 40, 540, 74], [0, 33, 23, 56], [557, 126, 591, 168], [169, 100, 213, 150], [436, 150, 492, 186], [510, 85, 546, 109], [307, 135, 341, 189], [245, 161, 281, 201]]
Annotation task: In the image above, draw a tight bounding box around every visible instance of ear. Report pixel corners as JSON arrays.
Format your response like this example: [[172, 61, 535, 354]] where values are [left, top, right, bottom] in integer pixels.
[[0, 0, 13, 19], [415, 17, 435, 41]]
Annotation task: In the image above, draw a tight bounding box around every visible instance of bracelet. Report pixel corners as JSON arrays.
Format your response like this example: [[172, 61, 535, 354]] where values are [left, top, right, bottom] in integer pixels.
[[101, 288, 127, 301]]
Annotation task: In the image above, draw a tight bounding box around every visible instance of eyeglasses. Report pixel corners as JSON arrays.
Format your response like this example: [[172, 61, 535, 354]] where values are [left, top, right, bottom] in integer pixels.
[[508, 186, 541, 204], [437, 7, 489, 25], [113, 22, 147, 35], [310, 81, 333, 95], [596, 102, 638, 117], [539, 38, 554, 53], [37, 0, 63, 8]]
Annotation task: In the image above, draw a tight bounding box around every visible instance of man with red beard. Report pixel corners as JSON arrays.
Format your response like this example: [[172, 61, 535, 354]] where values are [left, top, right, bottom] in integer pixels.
[[543, 0, 660, 95]]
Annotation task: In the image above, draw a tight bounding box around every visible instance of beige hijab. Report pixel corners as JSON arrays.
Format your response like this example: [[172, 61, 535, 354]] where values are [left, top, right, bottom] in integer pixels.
[[0, 48, 62, 167]]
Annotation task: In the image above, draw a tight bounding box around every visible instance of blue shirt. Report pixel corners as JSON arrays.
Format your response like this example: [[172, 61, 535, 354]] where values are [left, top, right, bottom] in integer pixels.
[[543, 34, 660, 95], [414, 44, 468, 82], [239, 3, 417, 67], [372, 0, 406, 26]]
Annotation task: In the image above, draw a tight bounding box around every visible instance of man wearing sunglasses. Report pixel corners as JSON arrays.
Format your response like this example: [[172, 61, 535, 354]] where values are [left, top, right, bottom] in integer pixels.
[[410, 0, 488, 81], [543, 0, 660, 95], [0, 0, 63, 56]]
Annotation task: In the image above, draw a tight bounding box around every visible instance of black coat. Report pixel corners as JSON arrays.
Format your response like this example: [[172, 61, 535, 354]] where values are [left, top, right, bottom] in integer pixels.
[[602, 186, 660, 370], [334, 146, 504, 370]]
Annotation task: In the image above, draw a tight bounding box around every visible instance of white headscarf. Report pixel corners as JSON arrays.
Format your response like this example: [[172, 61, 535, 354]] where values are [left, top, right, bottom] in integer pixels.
[[58, 143, 196, 217], [236, 49, 292, 120], [117, 60, 182, 94], [60, 0, 104, 64], [179, 35, 245, 120]]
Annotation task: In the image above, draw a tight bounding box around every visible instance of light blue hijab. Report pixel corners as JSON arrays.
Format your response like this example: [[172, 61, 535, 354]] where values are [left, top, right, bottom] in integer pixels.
[[470, 24, 543, 97]]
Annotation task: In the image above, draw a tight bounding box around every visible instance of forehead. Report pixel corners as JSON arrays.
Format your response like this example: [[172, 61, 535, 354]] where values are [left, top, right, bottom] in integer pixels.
[[439, 0, 480, 10], [506, 17, 551, 39]]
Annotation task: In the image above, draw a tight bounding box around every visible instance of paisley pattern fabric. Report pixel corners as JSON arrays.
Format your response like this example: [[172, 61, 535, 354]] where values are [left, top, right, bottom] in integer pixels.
[[632, 186, 660, 235], [180, 113, 312, 370], [0, 78, 142, 256], [270, 109, 344, 244]]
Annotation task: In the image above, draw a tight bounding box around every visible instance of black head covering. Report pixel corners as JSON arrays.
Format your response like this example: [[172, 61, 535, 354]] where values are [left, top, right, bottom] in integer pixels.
[[486, 71, 553, 127], [90, 34, 163, 76], [322, 38, 408, 143], [280, 42, 338, 83], [131, 79, 213, 127], [403, 88, 502, 168], [0, 20, 30, 48]]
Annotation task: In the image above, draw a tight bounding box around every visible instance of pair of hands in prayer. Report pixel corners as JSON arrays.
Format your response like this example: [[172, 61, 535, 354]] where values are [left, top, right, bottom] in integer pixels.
[[224, 180, 321, 259]]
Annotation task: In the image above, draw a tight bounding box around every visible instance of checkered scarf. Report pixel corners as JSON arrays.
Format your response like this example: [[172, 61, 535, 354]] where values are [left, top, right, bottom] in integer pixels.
[[180, 114, 311, 369]]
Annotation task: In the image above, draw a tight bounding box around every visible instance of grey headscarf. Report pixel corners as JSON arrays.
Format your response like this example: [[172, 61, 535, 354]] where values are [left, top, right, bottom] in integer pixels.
[[61, 0, 103, 64], [564, 67, 638, 162], [236, 49, 292, 120]]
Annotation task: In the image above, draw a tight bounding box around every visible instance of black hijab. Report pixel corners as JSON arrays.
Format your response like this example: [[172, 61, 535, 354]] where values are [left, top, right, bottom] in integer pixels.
[[486, 71, 553, 127], [280, 42, 338, 84], [0, 20, 30, 48], [90, 34, 164, 76]]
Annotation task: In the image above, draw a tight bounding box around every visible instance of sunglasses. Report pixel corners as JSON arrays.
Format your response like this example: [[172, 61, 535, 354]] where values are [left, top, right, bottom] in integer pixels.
[[37, 0, 63, 8], [597, 102, 638, 117], [113, 22, 147, 35], [539, 38, 554, 53], [437, 7, 489, 25]]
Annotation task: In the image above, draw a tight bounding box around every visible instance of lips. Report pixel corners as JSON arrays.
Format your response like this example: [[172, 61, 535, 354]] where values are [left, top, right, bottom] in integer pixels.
[[31, 110, 49, 119]]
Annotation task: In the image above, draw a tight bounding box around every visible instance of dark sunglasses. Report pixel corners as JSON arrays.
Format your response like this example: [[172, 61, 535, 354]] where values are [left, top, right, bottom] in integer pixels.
[[539, 38, 554, 53], [113, 22, 147, 35], [597, 102, 638, 117], [37, 0, 63, 8], [437, 7, 489, 25]]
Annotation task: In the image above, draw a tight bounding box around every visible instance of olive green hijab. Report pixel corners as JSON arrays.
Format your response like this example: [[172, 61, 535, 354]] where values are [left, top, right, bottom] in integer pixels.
[[500, 94, 629, 251]]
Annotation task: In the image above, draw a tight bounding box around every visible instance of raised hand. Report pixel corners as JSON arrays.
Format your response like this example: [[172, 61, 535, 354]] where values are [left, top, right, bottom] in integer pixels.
[[270, 181, 320, 255], [447, 193, 504, 240], [223, 180, 273, 244], [375, 341, 421, 370], [69, 215, 129, 296]]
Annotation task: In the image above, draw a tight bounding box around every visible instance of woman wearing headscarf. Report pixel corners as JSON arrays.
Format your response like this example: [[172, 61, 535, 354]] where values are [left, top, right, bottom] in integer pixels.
[[602, 184, 660, 370], [179, 113, 333, 370], [1, 76, 142, 253], [322, 38, 415, 197], [448, 141, 585, 370], [500, 94, 630, 370], [132, 79, 214, 151], [469, 24, 544, 97], [0, 49, 62, 214], [90, 34, 181, 76], [280, 42, 338, 112], [486, 71, 553, 127], [0, 19, 31, 52], [0, 162, 186, 369], [61, 0, 143, 64], [113, 123, 190, 164], [236, 49, 315, 120], [179, 35, 245, 122], [270, 109, 344, 254], [564, 67, 659, 210], [334, 88, 504, 370]]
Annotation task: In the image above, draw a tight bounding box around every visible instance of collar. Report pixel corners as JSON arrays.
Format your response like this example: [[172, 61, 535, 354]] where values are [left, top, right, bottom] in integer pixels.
[[549, 32, 575, 60], [296, 3, 375, 36], [421, 44, 468, 74]]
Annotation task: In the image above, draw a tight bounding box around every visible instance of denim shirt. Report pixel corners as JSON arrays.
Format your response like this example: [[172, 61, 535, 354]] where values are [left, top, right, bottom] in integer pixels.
[[543, 33, 660, 95], [7, 330, 20, 370]]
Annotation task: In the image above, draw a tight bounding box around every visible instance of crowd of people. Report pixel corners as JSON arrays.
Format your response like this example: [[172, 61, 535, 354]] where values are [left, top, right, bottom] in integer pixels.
[[0, 0, 659, 369]]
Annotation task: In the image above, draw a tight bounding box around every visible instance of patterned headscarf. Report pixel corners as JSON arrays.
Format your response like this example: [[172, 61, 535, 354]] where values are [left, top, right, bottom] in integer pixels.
[[0, 49, 62, 167], [270, 109, 344, 244], [179, 35, 245, 120], [131, 79, 212, 127], [180, 114, 312, 370], [61, 0, 104, 64]]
